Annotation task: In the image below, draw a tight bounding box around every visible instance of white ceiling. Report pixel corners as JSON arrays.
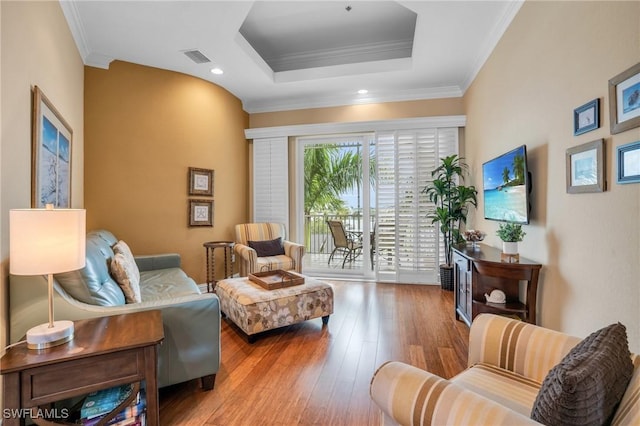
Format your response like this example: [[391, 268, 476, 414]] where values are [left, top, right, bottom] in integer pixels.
[[60, 1, 523, 114]]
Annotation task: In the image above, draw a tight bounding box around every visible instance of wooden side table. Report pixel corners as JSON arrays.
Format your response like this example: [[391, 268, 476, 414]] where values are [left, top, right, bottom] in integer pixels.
[[204, 241, 235, 293], [1, 310, 164, 425], [453, 244, 542, 326]]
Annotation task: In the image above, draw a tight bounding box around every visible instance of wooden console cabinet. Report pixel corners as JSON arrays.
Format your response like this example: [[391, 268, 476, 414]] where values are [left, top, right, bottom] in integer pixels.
[[453, 244, 542, 326]]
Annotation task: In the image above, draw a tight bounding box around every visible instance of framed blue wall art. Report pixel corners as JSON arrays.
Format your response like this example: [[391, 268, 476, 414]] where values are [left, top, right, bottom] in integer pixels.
[[32, 86, 73, 208], [573, 98, 599, 136], [616, 140, 640, 184]]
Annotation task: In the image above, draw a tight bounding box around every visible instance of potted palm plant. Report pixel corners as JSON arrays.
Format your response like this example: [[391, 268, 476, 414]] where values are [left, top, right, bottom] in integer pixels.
[[423, 155, 477, 290]]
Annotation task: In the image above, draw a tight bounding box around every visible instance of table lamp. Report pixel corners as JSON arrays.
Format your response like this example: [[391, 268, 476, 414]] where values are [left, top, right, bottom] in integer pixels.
[[10, 204, 86, 350]]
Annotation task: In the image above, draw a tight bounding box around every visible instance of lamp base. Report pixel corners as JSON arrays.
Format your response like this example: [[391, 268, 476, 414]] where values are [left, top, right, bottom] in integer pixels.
[[26, 320, 74, 350]]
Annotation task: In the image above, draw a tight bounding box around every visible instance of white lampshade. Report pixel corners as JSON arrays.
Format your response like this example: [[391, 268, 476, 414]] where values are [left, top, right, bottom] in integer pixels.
[[10, 207, 86, 275], [9, 206, 86, 350]]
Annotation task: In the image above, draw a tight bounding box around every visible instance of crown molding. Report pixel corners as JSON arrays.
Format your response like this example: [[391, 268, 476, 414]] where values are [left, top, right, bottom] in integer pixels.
[[59, 0, 90, 62], [245, 115, 466, 140], [85, 52, 113, 69], [460, 0, 524, 92], [268, 39, 413, 72], [243, 85, 463, 114]]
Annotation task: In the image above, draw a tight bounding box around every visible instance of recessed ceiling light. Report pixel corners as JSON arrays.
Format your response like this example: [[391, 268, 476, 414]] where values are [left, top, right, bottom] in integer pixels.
[[211, 68, 224, 75], [357, 89, 368, 95]]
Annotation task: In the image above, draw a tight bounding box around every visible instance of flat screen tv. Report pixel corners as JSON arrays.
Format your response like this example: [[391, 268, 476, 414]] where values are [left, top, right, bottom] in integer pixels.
[[482, 145, 531, 224]]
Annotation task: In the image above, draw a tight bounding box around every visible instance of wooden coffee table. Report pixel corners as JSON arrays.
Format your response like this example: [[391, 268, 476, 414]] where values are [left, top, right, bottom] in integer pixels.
[[1, 310, 164, 425]]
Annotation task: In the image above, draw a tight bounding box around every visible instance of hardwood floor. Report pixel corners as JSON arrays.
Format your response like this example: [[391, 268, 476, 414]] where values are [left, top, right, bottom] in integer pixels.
[[159, 281, 470, 425]]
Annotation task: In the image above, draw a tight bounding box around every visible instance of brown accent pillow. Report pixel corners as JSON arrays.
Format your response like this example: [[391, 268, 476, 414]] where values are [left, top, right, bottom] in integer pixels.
[[248, 237, 284, 257], [531, 322, 633, 426]]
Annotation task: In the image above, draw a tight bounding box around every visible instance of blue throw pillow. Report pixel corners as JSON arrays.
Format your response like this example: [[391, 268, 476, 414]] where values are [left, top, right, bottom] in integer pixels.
[[248, 237, 285, 257]]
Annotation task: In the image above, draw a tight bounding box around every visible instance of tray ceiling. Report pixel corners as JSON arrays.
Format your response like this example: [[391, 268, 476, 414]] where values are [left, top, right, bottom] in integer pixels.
[[61, 1, 523, 113]]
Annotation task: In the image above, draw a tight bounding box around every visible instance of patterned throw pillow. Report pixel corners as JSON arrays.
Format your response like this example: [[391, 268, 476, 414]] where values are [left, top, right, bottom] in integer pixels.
[[248, 237, 285, 257], [113, 240, 135, 261], [110, 241, 141, 303], [531, 322, 633, 426]]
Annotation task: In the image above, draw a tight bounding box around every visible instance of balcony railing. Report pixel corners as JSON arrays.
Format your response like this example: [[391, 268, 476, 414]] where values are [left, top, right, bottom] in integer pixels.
[[304, 213, 375, 255]]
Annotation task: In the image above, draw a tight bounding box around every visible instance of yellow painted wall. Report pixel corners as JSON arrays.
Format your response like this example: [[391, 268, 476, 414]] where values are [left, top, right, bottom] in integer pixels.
[[1, 0, 85, 407], [464, 1, 640, 351], [249, 97, 464, 128], [85, 61, 249, 284]]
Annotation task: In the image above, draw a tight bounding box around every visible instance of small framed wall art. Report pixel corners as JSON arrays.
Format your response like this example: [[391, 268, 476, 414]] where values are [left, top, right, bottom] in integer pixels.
[[609, 62, 640, 134], [189, 199, 213, 227], [32, 86, 73, 208], [573, 98, 599, 136], [566, 139, 605, 194], [616, 140, 640, 184], [188, 167, 214, 196]]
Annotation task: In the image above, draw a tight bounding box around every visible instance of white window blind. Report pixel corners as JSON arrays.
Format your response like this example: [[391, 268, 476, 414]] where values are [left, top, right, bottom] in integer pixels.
[[252, 137, 289, 226], [375, 128, 458, 284]]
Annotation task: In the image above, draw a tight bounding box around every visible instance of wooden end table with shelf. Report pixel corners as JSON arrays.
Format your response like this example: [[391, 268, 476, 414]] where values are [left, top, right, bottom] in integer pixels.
[[453, 243, 542, 326], [1, 310, 164, 425]]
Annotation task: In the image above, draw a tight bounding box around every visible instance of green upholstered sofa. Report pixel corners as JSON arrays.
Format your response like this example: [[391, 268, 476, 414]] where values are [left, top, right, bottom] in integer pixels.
[[370, 314, 640, 426], [9, 230, 220, 390]]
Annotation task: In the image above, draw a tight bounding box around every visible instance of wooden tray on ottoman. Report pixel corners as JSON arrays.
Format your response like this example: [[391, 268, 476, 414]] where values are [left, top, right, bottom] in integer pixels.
[[248, 270, 305, 290]]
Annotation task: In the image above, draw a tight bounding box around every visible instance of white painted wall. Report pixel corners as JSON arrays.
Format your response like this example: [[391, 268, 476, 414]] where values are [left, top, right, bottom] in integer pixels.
[[1, 0, 84, 408], [465, 0, 640, 351]]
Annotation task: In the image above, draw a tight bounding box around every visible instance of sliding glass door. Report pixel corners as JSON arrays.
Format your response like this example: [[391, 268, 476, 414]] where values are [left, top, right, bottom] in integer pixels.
[[295, 127, 459, 284], [297, 134, 375, 278]]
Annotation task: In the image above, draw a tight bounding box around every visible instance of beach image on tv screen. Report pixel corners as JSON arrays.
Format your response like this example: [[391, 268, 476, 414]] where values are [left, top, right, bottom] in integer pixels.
[[483, 147, 527, 223]]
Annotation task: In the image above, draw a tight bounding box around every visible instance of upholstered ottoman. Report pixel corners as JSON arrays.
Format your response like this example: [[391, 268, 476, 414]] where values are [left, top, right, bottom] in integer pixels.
[[216, 275, 333, 341]]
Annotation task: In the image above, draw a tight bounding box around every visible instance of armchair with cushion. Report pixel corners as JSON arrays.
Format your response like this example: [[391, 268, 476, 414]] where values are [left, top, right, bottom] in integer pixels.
[[234, 223, 304, 276], [9, 230, 220, 390], [370, 314, 640, 426]]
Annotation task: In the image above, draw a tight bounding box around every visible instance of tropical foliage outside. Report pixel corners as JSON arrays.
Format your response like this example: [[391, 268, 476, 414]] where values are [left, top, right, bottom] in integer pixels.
[[303, 143, 375, 254]]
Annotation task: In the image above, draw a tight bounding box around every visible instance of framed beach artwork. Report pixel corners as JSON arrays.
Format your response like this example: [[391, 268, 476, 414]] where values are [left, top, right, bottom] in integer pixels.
[[609, 62, 640, 134], [32, 86, 73, 208], [566, 139, 605, 194]]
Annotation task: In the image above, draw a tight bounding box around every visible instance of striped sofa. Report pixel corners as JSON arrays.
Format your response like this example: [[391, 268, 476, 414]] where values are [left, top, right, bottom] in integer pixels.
[[370, 314, 640, 425], [234, 223, 304, 277]]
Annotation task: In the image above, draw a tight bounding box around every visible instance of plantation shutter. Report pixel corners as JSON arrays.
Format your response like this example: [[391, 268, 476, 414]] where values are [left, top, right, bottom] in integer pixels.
[[375, 128, 458, 284], [252, 137, 289, 227]]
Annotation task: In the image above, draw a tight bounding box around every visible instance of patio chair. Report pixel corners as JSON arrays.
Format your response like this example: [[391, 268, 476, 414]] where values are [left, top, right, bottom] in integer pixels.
[[327, 220, 363, 268], [369, 223, 376, 269]]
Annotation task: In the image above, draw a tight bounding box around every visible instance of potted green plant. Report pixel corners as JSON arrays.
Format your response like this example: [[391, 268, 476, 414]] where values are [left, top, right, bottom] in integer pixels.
[[496, 222, 526, 254], [423, 155, 477, 290]]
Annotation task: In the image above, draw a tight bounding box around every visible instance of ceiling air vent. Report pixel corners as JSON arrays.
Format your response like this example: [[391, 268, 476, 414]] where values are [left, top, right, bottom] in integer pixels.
[[183, 49, 211, 64]]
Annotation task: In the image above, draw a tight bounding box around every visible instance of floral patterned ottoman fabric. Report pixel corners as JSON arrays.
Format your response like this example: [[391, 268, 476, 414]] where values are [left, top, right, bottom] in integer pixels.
[[216, 276, 333, 336]]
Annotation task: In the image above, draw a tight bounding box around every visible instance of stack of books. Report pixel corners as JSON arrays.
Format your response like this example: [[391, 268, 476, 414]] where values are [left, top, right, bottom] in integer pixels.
[[79, 384, 146, 426]]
